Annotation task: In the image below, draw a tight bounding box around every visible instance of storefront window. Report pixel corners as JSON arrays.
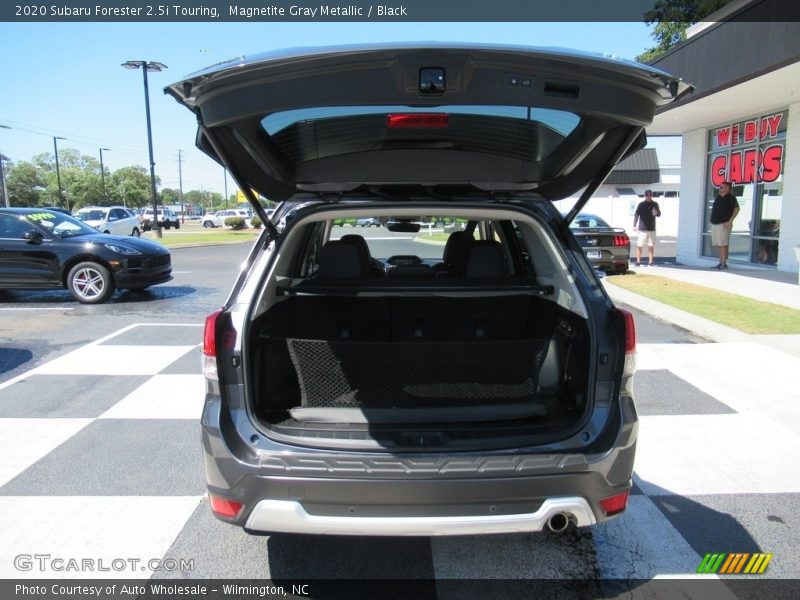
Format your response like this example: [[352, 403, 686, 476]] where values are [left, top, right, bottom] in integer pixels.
[[703, 110, 787, 265]]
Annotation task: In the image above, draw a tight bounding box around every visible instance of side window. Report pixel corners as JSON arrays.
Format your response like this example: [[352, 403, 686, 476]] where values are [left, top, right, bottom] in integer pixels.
[[0, 214, 33, 238]]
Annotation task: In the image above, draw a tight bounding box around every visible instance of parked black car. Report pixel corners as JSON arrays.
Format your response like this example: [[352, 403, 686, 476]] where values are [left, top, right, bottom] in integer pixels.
[[168, 44, 690, 536], [0, 208, 172, 303], [569, 213, 631, 274]]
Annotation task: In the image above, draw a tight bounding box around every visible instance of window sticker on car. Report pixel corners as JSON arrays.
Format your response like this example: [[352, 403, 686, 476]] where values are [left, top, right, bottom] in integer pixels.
[[26, 212, 57, 221]]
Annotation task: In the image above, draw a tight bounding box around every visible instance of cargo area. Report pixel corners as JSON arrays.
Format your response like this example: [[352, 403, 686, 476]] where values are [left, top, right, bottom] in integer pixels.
[[248, 293, 590, 451]]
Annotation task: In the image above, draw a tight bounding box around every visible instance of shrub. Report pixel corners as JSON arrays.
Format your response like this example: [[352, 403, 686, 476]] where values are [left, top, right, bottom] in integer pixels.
[[251, 216, 262, 229], [225, 216, 247, 230]]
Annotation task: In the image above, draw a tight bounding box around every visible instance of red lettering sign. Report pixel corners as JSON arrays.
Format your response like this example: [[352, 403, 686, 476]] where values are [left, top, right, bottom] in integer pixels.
[[762, 113, 782, 140], [709, 144, 784, 185], [716, 127, 731, 148], [711, 155, 727, 187], [761, 145, 783, 182], [744, 120, 757, 142]]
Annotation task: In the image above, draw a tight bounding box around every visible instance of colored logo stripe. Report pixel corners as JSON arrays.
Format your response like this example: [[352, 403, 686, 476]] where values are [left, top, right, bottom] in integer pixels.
[[697, 553, 772, 574]]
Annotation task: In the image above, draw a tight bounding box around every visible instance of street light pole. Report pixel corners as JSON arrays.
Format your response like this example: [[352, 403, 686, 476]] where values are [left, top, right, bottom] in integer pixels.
[[53, 136, 66, 210], [0, 124, 10, 208], [99, 147, 110, 204], [122, 59, 167, 238]]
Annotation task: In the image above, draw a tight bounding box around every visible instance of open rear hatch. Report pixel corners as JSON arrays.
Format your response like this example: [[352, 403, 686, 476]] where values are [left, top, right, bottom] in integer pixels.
[[165, 43, 691, 225]]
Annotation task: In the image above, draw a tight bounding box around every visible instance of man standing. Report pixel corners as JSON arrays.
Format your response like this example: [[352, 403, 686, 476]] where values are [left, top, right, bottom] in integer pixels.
[[633, 190, 661, 266], [709, 181, 740, 269]]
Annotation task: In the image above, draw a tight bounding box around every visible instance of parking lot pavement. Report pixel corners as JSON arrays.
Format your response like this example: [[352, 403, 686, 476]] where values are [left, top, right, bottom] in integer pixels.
[[1, 325, 799, 581]]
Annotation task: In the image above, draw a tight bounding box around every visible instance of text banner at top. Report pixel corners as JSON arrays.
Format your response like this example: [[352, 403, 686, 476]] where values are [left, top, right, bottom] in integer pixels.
[[4, 0, 670, 23]]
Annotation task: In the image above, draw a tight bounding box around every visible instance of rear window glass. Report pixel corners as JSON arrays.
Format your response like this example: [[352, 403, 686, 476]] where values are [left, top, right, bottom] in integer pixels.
[[261, 105, 580, 164]]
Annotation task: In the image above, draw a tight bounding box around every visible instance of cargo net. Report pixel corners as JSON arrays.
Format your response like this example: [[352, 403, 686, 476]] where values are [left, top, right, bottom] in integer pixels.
[[286, 338, 548, 409]]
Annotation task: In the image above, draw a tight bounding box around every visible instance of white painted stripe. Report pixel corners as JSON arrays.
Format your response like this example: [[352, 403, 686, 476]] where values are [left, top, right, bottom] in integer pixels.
[[0, 419, 93, 488], [0, 307, 75, 311], [33, 345, 196, 376], [0, 496, 202, 579], [132, 323, 203, 328], [99, 374, 205, 419], [635, 412, 800, 495]]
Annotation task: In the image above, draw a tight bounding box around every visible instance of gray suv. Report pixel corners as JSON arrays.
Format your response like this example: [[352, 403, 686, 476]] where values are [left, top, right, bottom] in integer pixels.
[[168, 44, 689, 536]]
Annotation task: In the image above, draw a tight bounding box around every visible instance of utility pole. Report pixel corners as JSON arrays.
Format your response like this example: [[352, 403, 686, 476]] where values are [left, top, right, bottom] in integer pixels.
[[53, 136, 66, 210], [0, 124, 10, 208], [177, 149, 185, 222], [99, 147, 110, 204]]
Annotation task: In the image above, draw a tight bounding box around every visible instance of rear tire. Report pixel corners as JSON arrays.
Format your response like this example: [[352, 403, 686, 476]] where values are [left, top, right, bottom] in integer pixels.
[[203, 221, 214, 228], [67, 261, 115, 304], [173, 221, 180, 230]]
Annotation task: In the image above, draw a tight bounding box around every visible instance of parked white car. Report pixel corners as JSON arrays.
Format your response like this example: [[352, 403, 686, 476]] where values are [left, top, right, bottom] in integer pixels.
[[202, 209, 252, 228], [74, 206, 142, 237], [141, 207, 180, 231]]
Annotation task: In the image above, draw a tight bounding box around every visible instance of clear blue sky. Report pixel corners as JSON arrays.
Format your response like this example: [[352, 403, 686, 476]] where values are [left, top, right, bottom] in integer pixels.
[[0, 22, 680, 195]]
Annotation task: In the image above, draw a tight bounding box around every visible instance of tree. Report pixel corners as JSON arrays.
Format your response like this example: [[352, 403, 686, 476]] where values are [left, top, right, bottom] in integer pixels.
[[5, 161, 45, 207], [108, 166, 158, 209], [637, 0, 732, 63]]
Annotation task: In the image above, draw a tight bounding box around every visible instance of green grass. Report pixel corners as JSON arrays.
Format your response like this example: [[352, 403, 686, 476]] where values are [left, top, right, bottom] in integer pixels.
[[144, 229, 260, 248], [610, 274, 800, 334], [415, 231, 478, 243]]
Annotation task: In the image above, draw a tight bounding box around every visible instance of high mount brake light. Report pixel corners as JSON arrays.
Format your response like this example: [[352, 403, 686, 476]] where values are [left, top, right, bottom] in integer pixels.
[[386, 113, 449, 128]]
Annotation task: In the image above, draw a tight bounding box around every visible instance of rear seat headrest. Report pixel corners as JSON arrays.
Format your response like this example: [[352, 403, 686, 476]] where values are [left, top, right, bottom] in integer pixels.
[[465, 240, 507, 278], [318, 241, 365, 279]]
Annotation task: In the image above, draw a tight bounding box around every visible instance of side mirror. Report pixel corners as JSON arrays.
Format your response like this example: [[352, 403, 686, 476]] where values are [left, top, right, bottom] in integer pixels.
[[23, 230, 45, 244], [594, 269, 607, 279]]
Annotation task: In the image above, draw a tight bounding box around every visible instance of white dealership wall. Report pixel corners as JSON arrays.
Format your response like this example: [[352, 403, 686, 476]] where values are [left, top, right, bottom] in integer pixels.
[[554, 167, 681, 237]]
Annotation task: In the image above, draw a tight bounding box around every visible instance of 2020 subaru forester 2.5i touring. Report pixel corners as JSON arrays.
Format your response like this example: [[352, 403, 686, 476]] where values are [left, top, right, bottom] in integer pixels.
[[167, 44, 690, 536]]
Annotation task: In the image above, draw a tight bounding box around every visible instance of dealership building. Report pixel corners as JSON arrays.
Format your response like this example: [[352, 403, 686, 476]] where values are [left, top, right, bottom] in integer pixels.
[[646, 0, 800, 273]]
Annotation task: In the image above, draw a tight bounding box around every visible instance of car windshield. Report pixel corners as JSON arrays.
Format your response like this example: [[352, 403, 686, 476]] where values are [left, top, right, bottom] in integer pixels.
[[26, 211, 99, 238], [75, 209, 107, 221], [570, 214, 610, 229], [330, 217, 476, 261]]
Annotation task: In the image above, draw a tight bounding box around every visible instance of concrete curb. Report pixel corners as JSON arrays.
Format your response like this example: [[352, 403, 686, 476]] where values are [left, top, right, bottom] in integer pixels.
[[602, 279, 751, 343]]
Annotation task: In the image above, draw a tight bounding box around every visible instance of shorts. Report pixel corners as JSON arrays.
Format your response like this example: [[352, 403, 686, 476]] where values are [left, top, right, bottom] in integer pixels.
[[636, 230, 656, 248], [711, 222, 732, 246]]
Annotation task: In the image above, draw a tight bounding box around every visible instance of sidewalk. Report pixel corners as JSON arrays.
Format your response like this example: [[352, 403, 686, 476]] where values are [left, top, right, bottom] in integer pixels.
[[603, 261, 800, 358]]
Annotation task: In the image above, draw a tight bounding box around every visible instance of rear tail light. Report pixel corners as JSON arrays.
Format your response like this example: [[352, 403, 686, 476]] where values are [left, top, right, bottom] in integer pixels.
[[386, 113, 449, 128], [599, 490, 630, 516], [203, 309, 236, 381], [617, 308, 636, 376], [613, 235, 629, 247], [209, 494, 244, 519]]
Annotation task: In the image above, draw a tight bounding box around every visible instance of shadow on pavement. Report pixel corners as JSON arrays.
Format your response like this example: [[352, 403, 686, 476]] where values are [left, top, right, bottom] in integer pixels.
[[0, 347, 34, 375]]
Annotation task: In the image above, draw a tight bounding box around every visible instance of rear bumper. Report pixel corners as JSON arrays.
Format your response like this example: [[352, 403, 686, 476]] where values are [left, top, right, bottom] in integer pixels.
[[202, 393, 637, 535], [244, 496, 595, 536]]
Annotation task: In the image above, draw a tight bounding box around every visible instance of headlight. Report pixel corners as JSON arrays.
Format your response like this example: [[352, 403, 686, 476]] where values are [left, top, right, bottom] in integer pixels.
[[104, 243, 142, 255]]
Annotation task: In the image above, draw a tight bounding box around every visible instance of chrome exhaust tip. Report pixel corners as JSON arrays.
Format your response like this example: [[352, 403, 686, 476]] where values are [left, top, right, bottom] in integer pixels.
[[547, 512, 570, 533]]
